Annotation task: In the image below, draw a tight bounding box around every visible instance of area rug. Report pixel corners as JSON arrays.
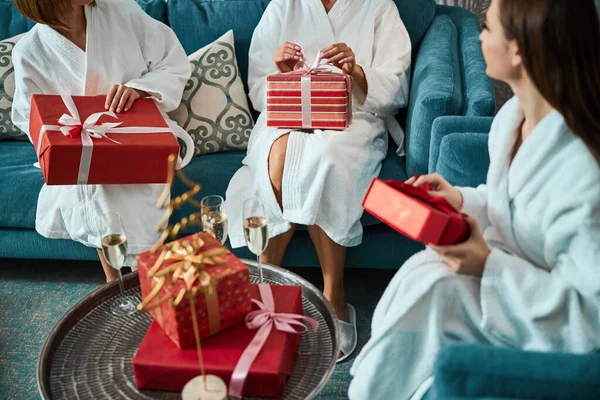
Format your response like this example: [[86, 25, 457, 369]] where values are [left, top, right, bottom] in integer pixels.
[[0, 258, 397, 399]]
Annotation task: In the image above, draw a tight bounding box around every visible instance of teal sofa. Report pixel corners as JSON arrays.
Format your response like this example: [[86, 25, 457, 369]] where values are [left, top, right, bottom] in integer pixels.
[[0, 0, 495, 268]]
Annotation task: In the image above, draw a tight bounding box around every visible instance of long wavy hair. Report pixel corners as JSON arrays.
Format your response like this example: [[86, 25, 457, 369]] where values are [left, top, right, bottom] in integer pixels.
[[499, 0, 600, 162]]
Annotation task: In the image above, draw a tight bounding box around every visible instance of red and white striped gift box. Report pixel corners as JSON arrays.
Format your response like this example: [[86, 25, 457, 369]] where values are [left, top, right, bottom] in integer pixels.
[[266, 73, 352, 130]]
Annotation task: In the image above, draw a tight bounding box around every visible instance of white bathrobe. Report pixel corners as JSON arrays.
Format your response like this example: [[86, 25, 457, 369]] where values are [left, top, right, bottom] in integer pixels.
[[11, 0, 192, 264], [349, 97, 600, 399], [226, 0, 411, 248]]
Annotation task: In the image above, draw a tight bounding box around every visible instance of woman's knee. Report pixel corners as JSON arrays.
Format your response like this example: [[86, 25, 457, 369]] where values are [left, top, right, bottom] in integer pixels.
[[268, 134, 289, 190]]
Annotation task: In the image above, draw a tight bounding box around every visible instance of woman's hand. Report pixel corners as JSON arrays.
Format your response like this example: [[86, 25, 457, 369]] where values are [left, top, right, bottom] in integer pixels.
[[321, 43, 368, 93], [429, 217, 491, 277], [105, 85, 148, 113], [274, 42, 303, 73], [321, 43, 356, 75], [405, 173, 464, 211]]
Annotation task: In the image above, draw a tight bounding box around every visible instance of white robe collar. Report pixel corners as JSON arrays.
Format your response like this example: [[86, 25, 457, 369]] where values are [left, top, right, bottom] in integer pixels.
[[36, 5, 97, 94], [508, 106, 565, 199], [306, 0, 355, 50]]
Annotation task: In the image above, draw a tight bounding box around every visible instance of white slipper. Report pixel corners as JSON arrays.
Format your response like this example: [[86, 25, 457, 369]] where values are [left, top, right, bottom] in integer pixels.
[[337, 304, 357, 363]]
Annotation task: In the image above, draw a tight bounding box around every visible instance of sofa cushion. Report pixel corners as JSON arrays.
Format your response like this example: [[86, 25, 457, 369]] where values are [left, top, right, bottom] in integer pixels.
[[394, 0, 436, 49], [436, 132, 489, 188], [436, 6, 495, 117], [169, 30, 254, 157], [0, 0, 34, 41], [0, 143, 405, 231], [135, 0, 169, 25], [0, 34, 27, 141], [0, 0, 168, 42], [405, 14, 463, 176], [170, 147, 408, 236], [168, 0, 271, 93], [0, 142, 43, 229]]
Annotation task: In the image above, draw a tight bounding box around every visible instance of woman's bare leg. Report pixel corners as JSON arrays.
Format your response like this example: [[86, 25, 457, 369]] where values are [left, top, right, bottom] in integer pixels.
[[98, 249, 118, 283], [261, 134, 295, 266], [307, 225, 349, 322]]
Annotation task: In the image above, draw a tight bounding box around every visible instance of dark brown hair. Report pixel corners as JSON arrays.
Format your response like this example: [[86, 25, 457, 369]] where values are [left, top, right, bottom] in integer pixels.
[[13, 0, 96, 29], [499, 0, 600, 162]]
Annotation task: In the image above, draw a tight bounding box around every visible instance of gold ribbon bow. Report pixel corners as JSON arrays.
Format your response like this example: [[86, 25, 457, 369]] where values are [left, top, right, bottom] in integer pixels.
[[138, 234, 232, 336]]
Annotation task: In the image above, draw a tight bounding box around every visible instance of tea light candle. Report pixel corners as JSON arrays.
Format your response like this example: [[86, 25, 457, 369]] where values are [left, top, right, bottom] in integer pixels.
[[181, 375, 227, 400]]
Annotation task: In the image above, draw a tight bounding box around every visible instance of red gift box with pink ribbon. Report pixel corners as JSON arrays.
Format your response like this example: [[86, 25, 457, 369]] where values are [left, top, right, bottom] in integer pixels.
[[29, 94, 186, 185], [363, 178, 470, 245], [133, 284, 318, 398], [266, 54, 353, 131]]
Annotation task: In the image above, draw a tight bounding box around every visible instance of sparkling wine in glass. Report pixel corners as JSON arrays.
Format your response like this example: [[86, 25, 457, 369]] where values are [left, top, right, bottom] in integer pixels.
[[101, 212, 137, 316], [201, 195, 228, 244], [243, 198, 269, 284]]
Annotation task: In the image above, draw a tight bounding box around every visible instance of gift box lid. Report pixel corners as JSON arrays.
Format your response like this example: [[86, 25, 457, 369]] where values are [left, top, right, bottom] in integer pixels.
[[363, 178, 469, 245]]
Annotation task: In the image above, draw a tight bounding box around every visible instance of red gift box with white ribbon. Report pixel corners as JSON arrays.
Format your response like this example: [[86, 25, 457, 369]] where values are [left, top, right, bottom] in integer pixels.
[[29, 94, 184, 185]]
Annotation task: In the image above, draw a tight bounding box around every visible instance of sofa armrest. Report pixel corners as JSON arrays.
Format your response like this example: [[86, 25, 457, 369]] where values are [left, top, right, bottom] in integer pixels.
[[435, 5, 496, 117], [405, 14, 463, 176], [436, 132, 489, 187], [433, 343, 600, 400], [429, 115, 493, 173]]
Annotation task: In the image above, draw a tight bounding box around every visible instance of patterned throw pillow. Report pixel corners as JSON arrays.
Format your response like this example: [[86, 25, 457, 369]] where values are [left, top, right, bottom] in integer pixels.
[[0, 33, 27, 140], [169, 30, 254, 156]]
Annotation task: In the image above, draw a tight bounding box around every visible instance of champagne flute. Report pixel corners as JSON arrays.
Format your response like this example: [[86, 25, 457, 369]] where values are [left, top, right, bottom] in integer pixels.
[[100, 212, 137, 316], [243, 198, 269, 284], [201, 195, 228, 244]]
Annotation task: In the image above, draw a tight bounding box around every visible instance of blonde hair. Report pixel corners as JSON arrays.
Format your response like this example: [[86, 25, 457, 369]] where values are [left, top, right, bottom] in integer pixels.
[[13, 0, 97, 29]]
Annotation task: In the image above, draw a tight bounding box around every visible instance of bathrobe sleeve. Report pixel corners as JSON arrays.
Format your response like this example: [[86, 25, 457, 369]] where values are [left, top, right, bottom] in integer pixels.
[[11, 43, 43, 141], [124, 9, 191, 113], [458, 185, 490, 231], [354, 2, 411, 117], [480, 185, 600, 351], [247, 0, 284, 113]]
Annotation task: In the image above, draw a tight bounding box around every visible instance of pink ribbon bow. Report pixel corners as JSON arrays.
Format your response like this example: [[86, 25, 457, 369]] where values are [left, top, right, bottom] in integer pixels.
[[291, 50, 335, 75], [229, 284, 319, 398]]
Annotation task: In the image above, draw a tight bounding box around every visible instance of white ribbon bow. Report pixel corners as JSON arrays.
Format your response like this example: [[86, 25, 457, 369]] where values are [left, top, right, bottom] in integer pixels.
[[57, 109, 122, 144]]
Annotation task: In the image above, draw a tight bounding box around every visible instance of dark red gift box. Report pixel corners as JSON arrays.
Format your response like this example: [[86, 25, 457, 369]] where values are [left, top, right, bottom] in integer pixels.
[[133, 284, 303, 398], [29, 95, 179, 185], [363, 178, 470, 245]]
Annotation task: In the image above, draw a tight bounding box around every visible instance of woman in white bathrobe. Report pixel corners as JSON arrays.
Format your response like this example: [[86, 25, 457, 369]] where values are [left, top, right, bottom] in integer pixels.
[[225, 0, 411, 360], [11, 0, 192, 281], [350, 0, 600, 398]]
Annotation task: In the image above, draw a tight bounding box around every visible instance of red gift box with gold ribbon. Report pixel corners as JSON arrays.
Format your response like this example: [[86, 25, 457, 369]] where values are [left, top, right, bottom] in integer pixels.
[[29, 94, 182, 185], [133, 284, 318, 398], [363, 178, 470, 245], [136, 232, 252, 349]]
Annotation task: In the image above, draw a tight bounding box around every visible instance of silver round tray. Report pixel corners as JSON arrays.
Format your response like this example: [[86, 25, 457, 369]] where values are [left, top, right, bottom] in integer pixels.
[[38, 260, 340, 399]]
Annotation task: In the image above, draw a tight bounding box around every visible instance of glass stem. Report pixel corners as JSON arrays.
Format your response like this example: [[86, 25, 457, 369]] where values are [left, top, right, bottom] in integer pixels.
[[257, 255, 263, 284], [117, 268, 126, 303]]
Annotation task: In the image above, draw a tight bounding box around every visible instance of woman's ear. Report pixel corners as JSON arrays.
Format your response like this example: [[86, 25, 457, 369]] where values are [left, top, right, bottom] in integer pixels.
[[509, 40, 523, 69]]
